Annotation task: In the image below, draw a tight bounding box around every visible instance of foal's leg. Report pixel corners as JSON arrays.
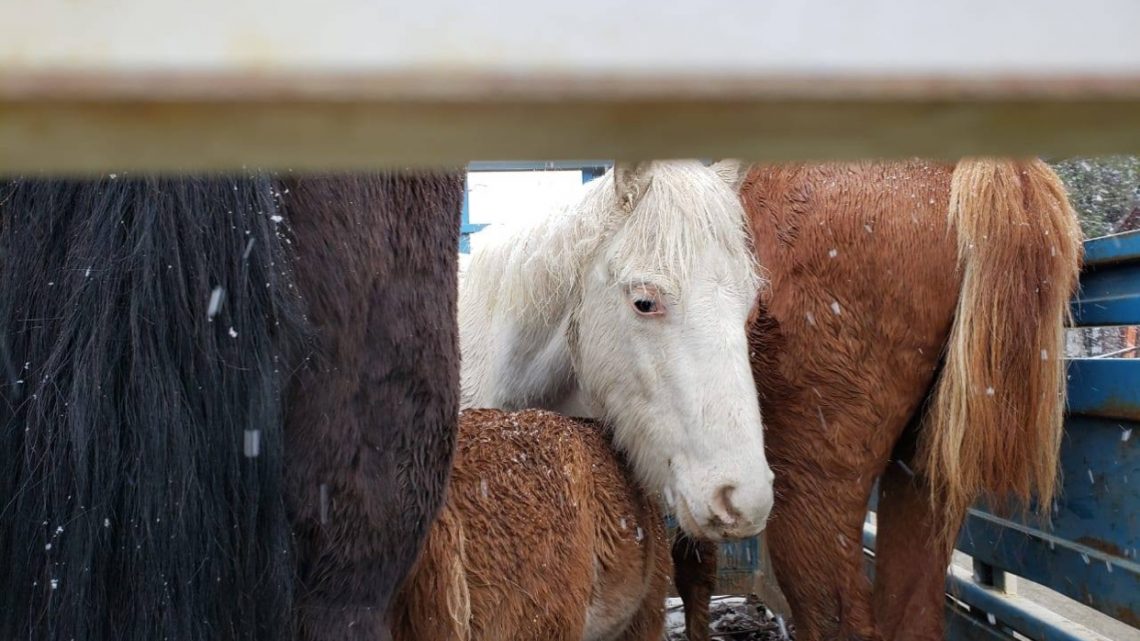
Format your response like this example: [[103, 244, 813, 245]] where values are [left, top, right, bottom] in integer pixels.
[[766, 467, 882, 641], [873, 445, 962, 641], [671, 533, 718, 641]]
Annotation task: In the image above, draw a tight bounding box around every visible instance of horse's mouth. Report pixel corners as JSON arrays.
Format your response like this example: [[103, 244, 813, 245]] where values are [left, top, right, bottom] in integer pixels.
[[673, 494, 726, 542]]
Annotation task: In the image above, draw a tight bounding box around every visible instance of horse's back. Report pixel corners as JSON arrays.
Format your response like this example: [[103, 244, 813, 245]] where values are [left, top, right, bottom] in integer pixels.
[[394, 408, 667, 641]]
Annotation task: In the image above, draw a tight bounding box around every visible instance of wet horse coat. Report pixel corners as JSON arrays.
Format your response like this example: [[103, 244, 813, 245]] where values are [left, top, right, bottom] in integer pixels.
[[0, 173, 463, 641], [679, 158, 1081, 641], [392, 408, 669, 641]]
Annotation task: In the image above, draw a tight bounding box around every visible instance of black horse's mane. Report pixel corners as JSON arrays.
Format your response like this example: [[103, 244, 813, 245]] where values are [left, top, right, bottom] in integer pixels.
[[0, 175, 307, 640]]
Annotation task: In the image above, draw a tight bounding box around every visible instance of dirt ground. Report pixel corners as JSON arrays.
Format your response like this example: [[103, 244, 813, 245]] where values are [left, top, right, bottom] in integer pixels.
[[664, 595, 795, 641]]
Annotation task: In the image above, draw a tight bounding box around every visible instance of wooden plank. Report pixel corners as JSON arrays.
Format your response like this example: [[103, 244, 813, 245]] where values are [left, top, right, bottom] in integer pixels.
[[2, 0, 1140, 172]]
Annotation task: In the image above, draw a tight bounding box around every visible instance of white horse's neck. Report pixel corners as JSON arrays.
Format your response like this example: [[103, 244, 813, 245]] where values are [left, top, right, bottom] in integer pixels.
[[459, 181, 609, 416]]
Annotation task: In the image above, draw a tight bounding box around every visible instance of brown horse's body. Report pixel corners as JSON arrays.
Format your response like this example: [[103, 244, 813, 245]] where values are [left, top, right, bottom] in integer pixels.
[[393, 408, 669, 641], [677, 158, 1082, 641], [281, 174, 464, 641]]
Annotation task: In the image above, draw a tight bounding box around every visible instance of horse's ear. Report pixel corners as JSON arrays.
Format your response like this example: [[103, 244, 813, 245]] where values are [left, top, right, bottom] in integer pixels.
[[614, 161, 655, 213], [710, 159, 749, 193]]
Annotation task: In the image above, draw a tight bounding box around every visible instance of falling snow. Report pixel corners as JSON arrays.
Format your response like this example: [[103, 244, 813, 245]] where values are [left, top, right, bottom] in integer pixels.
[[207, 287, 224, 319], [830, 301, 842, 316], [244, 430, 261, 458], [319, 484, 330, 524]]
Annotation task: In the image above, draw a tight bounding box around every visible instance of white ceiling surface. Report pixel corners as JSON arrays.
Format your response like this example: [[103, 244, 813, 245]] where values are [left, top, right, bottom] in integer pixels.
[[2, 1, 1137, 75]]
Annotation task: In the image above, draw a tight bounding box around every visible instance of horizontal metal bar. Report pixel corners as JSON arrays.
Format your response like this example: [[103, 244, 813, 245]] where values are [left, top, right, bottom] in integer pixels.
[[864, 523, 1107, 641], [1081, 232, 1140, 270], [945, 602, 1013, 641], [467, 161, 611, 172], [1066, 359, 1140, 421], [945, 565, 1102, 641], [1071, 231, 1140, 326], [958, 509, 1140, 628]]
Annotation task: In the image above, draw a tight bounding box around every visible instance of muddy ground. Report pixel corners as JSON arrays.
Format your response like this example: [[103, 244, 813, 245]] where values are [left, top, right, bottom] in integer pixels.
[[664, 595, 795, 641]]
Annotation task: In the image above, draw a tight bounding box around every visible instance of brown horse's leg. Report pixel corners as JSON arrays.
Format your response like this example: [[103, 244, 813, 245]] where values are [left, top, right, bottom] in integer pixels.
[[766, 471, 881, 641], [873, 452, 962, 641], [672, 533, 718, 641], [618, 532, 671, 641]]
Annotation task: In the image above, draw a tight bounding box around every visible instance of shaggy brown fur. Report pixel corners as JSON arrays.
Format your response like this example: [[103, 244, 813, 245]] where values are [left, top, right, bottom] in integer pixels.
[[392, 409, 669, 641], [671, 535, 719, 641], [678, 158, 1081, 641], [280, 173, 464, 641]]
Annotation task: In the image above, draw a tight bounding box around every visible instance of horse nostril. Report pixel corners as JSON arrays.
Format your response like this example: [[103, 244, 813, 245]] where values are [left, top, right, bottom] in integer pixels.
[[710, 484, 743, 527]]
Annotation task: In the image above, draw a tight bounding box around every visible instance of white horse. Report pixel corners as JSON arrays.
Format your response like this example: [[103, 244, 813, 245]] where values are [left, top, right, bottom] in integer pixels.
[[460, 159, 774, 540]]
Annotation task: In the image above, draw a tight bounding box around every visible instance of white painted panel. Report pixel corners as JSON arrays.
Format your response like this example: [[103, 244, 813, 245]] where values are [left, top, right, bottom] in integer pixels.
[[2, 0, 1137, 75]]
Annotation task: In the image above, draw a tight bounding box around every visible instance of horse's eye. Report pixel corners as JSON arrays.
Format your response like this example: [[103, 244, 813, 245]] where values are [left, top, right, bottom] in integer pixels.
[[633, 299, 657, 314]]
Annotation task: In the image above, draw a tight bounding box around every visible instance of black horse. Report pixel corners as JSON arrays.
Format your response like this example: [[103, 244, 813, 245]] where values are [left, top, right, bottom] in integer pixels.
[[0, 172, 463, 641]]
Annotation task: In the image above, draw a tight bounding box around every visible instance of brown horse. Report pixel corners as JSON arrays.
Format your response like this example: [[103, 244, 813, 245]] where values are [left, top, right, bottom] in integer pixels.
[[676, 158, 1082, 641], [392, 408, 670, 641], [0, 173, 463, 641]]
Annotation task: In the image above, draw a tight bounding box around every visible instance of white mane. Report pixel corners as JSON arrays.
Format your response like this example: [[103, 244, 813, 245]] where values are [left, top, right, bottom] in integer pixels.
[[462, 161, 759, 343]]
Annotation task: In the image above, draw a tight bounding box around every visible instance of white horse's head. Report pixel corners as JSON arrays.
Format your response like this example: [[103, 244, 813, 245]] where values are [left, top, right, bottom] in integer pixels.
[[571, 160, 773, 540]]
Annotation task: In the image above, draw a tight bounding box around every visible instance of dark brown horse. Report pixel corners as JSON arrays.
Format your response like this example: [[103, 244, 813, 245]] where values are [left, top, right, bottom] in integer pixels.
[[676, 158, 1082, 641], [0, 173, 463, 641]]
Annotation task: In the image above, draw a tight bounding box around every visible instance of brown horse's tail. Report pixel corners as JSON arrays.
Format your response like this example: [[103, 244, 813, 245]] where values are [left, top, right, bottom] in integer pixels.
[[920, 158, 1083, 551], [391, 505, 472, 641]]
